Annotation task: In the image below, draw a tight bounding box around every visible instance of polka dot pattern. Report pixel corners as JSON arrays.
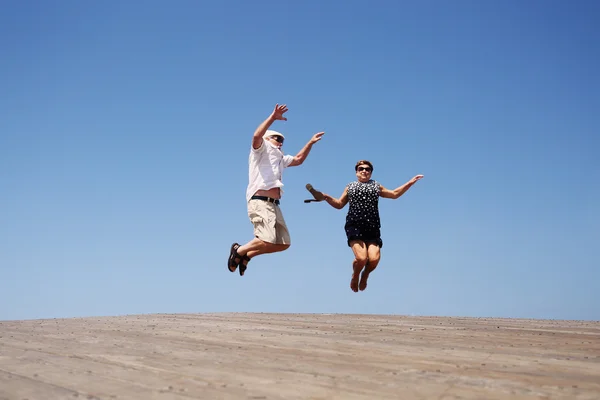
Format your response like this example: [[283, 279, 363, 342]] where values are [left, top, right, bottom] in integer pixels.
[[344, 179, 383, 247]]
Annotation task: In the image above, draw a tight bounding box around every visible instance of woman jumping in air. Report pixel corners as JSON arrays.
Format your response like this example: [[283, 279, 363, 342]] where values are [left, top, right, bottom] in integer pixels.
[[307, 160, 423, 292]]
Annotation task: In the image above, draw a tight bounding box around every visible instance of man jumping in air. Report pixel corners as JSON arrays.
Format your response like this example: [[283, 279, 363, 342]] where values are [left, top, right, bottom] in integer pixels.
[[227, 104, 325, 276]]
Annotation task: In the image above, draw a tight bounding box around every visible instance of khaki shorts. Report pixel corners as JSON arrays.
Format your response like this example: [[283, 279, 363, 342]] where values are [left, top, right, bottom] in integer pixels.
[[247, 199, 291, 245]]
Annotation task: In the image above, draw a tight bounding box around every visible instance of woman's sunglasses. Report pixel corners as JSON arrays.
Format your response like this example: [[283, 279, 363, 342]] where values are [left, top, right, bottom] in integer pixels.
[[357, 166, 372, 172], [270, 136, 284, 143]]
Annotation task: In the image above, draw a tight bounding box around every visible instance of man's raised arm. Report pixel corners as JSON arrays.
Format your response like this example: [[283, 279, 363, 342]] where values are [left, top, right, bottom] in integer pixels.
[[252, 104, 288, 149]]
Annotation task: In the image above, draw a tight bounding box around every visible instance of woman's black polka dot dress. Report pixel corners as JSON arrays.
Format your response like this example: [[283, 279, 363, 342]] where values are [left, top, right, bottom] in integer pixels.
[[344, 179, 383, 248]]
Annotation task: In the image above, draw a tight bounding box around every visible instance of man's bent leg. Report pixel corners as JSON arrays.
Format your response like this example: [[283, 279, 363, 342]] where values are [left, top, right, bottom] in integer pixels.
[[240, 199, 283, 257], [241, 200, 291, 257], [238, 238, 289, 258], [235, 201, 291, 274], [246, 242, 289, 258], [234, 238, 289, 276]]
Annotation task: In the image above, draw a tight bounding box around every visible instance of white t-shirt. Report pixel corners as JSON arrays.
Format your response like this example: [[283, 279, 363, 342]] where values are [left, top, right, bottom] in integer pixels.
[[246, 138, 294, 202]]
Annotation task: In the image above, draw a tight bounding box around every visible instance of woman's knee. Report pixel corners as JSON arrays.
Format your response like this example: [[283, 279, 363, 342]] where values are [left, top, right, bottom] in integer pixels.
[[354, 253, 368, 265], [370, 252, 381, 263], [368, 247, 381, 263]]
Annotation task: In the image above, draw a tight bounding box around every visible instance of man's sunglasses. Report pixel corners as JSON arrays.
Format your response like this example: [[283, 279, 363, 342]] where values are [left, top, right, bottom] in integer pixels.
[[270, 136, 284, 143], [357, 167, 372, 172]]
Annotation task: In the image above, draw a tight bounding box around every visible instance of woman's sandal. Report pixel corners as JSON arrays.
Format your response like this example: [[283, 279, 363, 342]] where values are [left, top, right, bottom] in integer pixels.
[[304, 183, 325, 203]]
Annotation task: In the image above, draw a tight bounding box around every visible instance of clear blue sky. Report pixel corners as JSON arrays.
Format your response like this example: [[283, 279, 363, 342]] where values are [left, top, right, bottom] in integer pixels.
[[1, 0, 598, 321]]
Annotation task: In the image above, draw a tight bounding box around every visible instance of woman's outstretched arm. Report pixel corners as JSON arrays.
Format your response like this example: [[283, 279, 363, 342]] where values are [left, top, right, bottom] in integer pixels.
[[323, 187, 349, 209], [380, 175, 424, 199]]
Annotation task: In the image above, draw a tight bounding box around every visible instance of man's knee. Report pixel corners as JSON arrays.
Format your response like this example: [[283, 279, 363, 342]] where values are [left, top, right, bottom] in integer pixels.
[[276, 243, 291, 252], [262, 242, 290, 253]]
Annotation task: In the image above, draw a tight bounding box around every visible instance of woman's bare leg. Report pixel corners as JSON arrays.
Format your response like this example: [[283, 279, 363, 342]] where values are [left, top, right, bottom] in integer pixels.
[[349, 240, 368, 292], [359, 243, 381, 291]]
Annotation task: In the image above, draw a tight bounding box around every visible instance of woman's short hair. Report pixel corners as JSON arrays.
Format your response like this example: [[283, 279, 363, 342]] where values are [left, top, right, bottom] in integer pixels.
[[355, 160, 374, 171]]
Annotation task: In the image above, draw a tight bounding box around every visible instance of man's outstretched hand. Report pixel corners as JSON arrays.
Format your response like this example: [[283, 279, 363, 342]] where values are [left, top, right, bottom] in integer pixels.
[[410, 175, 424, 184], [310, 131, 325, 144], [271, 104, 289, 121]]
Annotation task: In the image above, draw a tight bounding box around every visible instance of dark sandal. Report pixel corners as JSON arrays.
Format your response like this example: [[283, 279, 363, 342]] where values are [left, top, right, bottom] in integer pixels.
[[239, 255, 251, 276], [228, 243, 242, 272]]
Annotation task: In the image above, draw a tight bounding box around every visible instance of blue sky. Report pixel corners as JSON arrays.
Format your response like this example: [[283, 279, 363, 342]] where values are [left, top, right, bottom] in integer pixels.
[[1, 0, 598, 321]]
